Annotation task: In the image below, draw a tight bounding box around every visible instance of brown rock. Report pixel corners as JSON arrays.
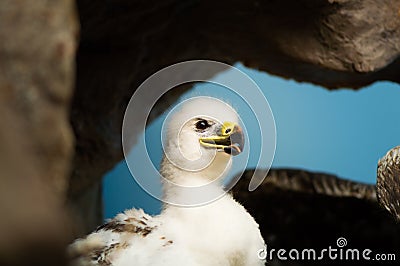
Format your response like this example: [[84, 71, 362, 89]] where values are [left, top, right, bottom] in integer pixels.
[[0, 0, 78, 265], [377, 146, 400, 221], [231, 169, 400, 266]]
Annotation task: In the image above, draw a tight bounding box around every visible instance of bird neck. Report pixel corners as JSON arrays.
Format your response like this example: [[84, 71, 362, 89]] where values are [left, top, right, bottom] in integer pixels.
[[160, 154, 231, 206]]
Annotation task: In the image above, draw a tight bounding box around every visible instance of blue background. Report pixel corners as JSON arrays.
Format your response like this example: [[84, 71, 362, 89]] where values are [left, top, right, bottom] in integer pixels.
[[103, 63, 400, 219]]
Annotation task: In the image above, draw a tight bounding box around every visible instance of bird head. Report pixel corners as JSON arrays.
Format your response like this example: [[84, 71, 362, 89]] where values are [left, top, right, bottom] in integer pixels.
[[161, 97, 244, 181]]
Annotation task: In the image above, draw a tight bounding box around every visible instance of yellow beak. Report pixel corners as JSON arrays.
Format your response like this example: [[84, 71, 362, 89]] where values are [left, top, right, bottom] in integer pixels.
[[199, 122, 244, 156]]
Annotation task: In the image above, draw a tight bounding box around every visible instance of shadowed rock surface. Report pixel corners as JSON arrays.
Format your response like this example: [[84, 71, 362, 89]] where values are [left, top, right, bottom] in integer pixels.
[[377, 146, 400, 221], [70, 0, 400, 232], [0, 0, 78, 265], [231, 169, 400, 266]]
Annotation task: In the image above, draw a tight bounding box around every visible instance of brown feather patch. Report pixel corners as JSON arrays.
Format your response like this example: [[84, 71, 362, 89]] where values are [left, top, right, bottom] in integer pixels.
[[96, 220, 155, 237]]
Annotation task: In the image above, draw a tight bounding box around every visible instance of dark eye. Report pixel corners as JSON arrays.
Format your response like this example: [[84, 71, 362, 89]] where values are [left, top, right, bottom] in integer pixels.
[[195, 119, 210, 130]]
